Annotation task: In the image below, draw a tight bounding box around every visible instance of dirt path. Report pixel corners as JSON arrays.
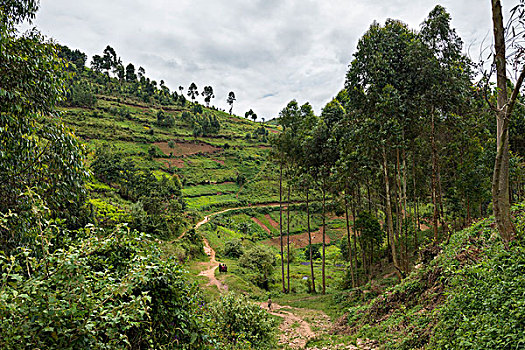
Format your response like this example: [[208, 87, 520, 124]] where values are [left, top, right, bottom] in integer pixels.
[[260, 302, 331, 349], [178, 202, 285, 239], [197, 237, 228, 292]]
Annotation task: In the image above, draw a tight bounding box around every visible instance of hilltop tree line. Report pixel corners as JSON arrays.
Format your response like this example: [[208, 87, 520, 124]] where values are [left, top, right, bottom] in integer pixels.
[[58, 44, 240, 115], [272, 5, 525, 293]]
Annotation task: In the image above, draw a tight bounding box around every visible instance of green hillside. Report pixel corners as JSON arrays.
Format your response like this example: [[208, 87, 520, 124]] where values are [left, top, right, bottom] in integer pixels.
[[3, 2, 525, 350]]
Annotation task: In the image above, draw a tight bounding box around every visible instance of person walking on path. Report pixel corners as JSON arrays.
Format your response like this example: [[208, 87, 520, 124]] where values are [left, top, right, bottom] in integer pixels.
[[267, 297, 272, 311]]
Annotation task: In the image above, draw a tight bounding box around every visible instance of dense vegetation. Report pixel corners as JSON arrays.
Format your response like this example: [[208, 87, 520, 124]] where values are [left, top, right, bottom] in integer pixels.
[[2, 0, 525, 349]]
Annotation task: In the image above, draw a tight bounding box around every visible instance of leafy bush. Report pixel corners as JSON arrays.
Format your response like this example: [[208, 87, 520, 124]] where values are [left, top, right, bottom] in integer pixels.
[[239, 245, 275, 289], [223, 239, 244, 258], [431, 220, 525, 349], [209, 293, 278, 349], [0, 223, 211, 349]]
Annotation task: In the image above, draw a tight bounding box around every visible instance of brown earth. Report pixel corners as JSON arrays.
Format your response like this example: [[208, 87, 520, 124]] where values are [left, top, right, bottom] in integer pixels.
[[252, 217, 271, 234], [159, 158, 185, 168], [262, 228, 331, 249], [197, 237, 228, 292], [212, 159, 225, 165], [154, 140, 220, 157], [265, 214, 279, 229]]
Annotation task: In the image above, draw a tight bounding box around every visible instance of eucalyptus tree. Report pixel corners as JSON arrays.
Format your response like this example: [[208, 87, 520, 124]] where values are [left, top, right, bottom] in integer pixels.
[[187, 82, 199, 103], [486, 0, 525, 245], [227, 91, 236, 115], [345, 19, 421, 275], [418, 5, 473, 241], [1, 0, 88, 250], [125, 63, 137, 82], [202, 85, 214, 107]]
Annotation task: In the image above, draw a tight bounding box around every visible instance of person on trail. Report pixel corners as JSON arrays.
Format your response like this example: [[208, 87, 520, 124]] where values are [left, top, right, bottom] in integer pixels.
[[268, 297, 272, 311]]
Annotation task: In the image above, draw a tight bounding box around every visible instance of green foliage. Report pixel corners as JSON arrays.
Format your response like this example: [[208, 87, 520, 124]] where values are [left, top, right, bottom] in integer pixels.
[[156, 110, 175, 127], [239, 245, 275, 289], [91, 147, 184, 237], [0, 222, 211, 349], [430, 220, 525, 349], [66, 82, 97, 107], [223, 238, 244, 258], [209, 293, 278, 349], [1, 2, 89, 249]]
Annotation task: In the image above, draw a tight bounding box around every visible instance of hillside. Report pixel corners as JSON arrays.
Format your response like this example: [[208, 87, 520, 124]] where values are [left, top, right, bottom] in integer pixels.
[[3, 2, 525, 349]]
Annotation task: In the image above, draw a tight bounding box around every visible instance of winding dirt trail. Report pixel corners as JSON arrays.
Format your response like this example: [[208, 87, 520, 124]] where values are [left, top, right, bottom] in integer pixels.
[[197, 237, 228, 292], [188, 202, 373, 349], [178, 202, 284, 239], [261, 302, 331, 349]]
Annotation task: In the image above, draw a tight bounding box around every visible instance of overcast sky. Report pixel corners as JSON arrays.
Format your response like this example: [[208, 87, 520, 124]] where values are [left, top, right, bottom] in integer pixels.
[[25, 0, 503, 120]]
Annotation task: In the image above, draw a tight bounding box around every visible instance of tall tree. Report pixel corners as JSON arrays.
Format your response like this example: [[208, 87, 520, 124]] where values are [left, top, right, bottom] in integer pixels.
[[488, 0, 525, 245], [202, 86, 214, 107], [0, 0, 88, 250], [227, 91, 236, 115], [187, 82, 199, 103]]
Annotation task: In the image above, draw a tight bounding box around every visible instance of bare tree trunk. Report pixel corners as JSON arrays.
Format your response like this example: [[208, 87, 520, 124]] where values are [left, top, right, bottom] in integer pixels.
[[322, 185, 326, 294], [306, 189, 316, 293], [344, 184, 355, 288], [279, 164, 285, 293], [412, 153, 419, 252], [287, 185, 291, 293], [367, 180, 372, 213], [382, 146, 401, 278], [351, 187, 359, 285], [490, 0, 525, 245], [395, 148, 405, 272], [431, 113, 440, 242]]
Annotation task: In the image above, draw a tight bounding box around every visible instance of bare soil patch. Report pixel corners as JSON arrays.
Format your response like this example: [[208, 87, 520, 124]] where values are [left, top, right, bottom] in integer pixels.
[[159, 158, 185, 168], [262, 229, 331, 249], [252, 217, 271, 234], [265, 214, 279, 229], [154, 140, 220, 157], [212, 159, 225, 165]]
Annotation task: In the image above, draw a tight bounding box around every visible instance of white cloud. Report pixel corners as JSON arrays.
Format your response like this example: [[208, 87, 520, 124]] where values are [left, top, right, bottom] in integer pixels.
[[28, 0, 499, 119]]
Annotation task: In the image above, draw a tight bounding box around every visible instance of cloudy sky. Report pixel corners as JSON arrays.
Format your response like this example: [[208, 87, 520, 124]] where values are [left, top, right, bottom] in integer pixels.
[[26, 0, 501, 119]]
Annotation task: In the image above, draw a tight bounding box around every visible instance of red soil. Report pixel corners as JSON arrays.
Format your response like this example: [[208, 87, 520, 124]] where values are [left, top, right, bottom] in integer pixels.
[[262, 228, 332, 249], [252, 217, 271, 234], [154, 141, 220, 157], [265, 214, 280, 229], [159, 158, 185, 168]]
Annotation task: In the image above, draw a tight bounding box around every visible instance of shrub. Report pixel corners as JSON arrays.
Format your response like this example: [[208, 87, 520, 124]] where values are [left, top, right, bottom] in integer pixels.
[[0, 224, 212, 349], [209, 293, 278, 349], [239, 245, 275, 289], [223, 239, 244, 258]]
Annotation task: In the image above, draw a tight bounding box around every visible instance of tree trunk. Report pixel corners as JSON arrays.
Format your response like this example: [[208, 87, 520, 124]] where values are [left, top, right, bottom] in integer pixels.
[[351, 187, 359, 285], [395, 148, 405, 272], [382, 146, 401, 278], [431, 113, 440, 242], [287, 185, 291, 293], [412, 153, 419, 252], [490, 0, 523, 245], [279, 164, 285, 293], [322, 186, 326, 295], [307, 189, 316, 293], [344, 184, 355, 288]]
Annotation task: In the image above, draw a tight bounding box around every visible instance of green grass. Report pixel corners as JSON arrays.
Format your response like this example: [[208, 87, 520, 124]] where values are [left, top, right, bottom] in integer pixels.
[[182, 183, 239, 197], [184, 194, 240, 211]]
